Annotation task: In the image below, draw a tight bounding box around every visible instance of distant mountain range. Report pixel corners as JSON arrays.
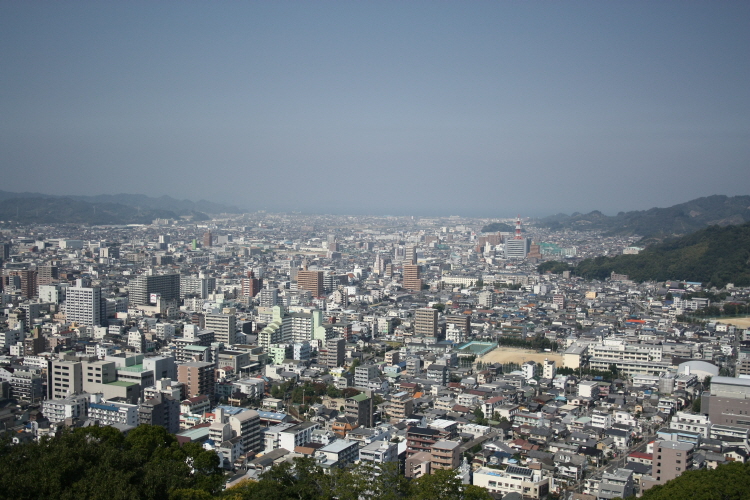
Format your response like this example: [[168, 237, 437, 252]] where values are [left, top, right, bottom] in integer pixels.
[[0, 190, 244, 225], [0, 190, 243, 214], [536, 195, 750, 238]]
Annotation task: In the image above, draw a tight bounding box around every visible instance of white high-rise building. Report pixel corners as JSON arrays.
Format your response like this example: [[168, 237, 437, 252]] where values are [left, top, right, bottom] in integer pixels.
[[504, 238, 530, 259], [65, 283, 102, 326], [543, 359, 556, 379]]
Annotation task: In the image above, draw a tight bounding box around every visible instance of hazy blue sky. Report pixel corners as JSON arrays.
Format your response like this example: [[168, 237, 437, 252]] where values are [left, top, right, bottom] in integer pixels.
[[1, 1, 748, 217]]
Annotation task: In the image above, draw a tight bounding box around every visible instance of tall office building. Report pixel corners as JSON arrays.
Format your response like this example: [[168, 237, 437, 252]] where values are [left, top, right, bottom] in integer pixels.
[[504, 238, 530, 259], [325, 337, 345, 368], [414, 308, 438, 338], [405, 244, 417, 265], [203, 231, 213, 247], [373, 253, 390, 275], [65, 283, 102, 326], [204, 313, 237, 345], [36, 265, 59, 292], [297, 269, 324, 297], [242, 271, 261, 298], [504, 215, 530, 259], [403, 264, 422, 292], [128, 273, 181, 306]]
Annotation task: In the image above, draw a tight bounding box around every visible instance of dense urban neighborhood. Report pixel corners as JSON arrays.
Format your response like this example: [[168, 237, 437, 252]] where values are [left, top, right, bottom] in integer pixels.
[[1, 210, 750, 499]]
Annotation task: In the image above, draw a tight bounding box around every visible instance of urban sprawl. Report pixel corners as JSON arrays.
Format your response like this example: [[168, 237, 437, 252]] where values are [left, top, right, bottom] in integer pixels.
[[1, 212, 749, 499]]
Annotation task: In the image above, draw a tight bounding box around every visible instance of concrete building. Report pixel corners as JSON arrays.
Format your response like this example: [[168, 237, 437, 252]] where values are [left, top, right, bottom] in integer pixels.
[[138, 392, 179, 434], [402, 264, 422, 292], [297, 269, 324, 297], [258, 289, 279, 307], [43, 394, 89, 424], [345, 393, 374, 428], [701, 376, 750, 428], [504, 238, 530, 259], [649, 441, 693, 488], [229, 409, 262, 454], [177, 361, 215, 399], [278, 421, 317, 451], [445, 314, 470, 336], [316, 439, 359, 468], [205, 313, 237, 345], [598, 468, 635, 500], [128, 273, 180, 306], [87, 396, 139, 427], [359, 440, 398, 464], [543, 358, 556, 379], [414, 308, 438, 338], [389, 391, 414, 422], [354, 365, 379, 389], [430, 440, 460, 471], [473, 465, 549, 499], [325, 337, 345, 368], [65, 283, 102, 326], [522, 361, 536, 380], [242, 271, 262, 298], [49, 359, 83, 400], [180, 276, 216, 299]]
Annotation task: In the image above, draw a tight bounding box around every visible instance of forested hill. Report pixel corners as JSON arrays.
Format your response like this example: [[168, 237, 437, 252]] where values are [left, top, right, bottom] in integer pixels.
[[573, 221, 750, 287], [480, 222, 515, 233], [536, 195, 750, 237]]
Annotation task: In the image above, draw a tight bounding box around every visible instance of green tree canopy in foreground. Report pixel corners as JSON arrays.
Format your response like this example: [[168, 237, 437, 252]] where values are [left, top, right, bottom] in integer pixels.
[[633, 461, 750, 500], [4, 425, 749, 500], [0, 425, 223, 500]]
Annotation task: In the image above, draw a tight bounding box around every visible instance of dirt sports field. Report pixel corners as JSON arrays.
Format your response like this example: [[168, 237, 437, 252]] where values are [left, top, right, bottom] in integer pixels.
[[478, 347, 565, 366], [715, 317, 750, 329]]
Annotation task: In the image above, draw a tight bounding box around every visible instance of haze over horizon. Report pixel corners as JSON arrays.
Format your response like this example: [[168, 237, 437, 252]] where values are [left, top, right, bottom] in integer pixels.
[[2, 2, 748, 218]]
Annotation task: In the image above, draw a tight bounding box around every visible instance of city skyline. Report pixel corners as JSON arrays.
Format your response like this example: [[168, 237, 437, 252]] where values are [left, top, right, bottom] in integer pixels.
[[1, 1, 749, 217]]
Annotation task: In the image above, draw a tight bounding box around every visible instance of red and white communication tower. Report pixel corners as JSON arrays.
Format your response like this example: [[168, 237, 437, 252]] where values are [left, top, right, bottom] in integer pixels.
[[514, 215, 523, 240]]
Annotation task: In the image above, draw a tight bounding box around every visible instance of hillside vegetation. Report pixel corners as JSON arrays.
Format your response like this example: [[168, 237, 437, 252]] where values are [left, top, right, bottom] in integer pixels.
[[571, 222, 750, 287], [480, 222, 515, 233]]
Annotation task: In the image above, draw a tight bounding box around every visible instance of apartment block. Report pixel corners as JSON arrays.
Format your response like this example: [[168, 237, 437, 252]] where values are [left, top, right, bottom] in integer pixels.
[[345, 393, 374, 428], [204, 313, 237, 345], [177, 361, 215, 399], [648, 441, 693, 488], [414, 308, 438, 338]]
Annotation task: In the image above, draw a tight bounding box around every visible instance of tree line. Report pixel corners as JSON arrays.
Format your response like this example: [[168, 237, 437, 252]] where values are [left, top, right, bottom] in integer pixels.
[[0, 429, 492, 500]]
